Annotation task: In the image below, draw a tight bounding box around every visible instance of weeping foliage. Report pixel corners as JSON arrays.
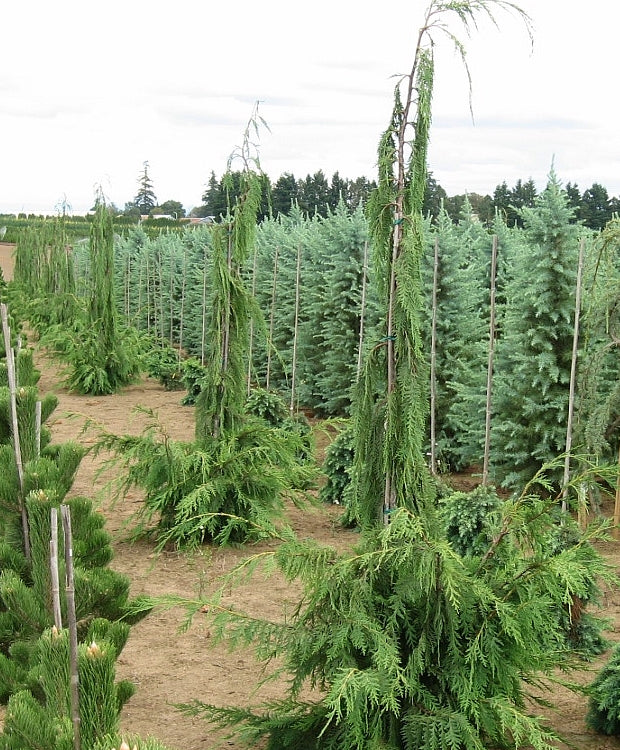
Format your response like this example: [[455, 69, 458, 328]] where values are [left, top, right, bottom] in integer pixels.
[[347, 44, 435, 528], [194, 170, 263, 442], [577, 217, 620, 460], [44, 194, 143, 395], [92, 408, 315, 548], [11, 215, 78, 330], [173, 464, 613, 750], [92, 112, 317, 547]]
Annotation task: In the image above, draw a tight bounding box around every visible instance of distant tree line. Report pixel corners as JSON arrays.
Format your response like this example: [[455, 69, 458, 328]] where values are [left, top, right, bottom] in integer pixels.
[[193, 169, 378, 221], [192, 169, 620, 231]]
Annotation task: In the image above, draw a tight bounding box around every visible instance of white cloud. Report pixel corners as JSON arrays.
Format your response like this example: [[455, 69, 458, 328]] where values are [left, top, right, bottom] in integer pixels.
[[2, 0, 620, 214]]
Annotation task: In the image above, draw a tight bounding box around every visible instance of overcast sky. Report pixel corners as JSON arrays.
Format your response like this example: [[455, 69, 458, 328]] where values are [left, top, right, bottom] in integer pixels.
[[2, 0, 618, 215]]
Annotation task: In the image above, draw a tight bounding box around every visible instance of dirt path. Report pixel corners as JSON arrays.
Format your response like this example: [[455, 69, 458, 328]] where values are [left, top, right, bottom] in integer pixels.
[[0, 222, 618, 748], [26, 343, 620, 749], [32, 347, 356, 749]]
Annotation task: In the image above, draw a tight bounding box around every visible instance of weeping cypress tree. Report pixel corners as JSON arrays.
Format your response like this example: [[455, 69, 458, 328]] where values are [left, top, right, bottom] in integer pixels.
[[157, 9, 620, 750], [45, 192, 143, 396], [344, 5, 438, 527], [92, 110, 316, 548], [194, 162, 263, 443], [577, 217, 620, 463]]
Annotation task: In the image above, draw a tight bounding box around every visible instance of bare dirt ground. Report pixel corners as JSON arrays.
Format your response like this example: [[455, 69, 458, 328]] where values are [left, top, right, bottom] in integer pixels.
[[28, 346, 620, 750], [1, 241, 620, 749]]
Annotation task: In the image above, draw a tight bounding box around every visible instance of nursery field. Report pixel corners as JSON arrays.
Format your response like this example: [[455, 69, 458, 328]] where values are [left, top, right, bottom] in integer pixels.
[[0, 243, 15, 281], [1, 340, 616, 750]]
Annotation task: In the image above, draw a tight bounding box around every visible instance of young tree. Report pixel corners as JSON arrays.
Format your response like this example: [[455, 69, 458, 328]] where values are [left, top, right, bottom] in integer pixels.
[[134, 161, 157, 216]]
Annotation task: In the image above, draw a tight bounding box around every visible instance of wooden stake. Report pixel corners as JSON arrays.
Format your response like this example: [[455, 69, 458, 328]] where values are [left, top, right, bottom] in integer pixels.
[[356, 240, 369, 383], [61, 504, 81, 750], [482, 235, 498, 486], [290, 243, 302, 415], [429, 236, 439, 476], [1, 302, 30, 560], [562, 237, 585, 515], [50, 507, 62, 630], [266, 245, 279, 391]]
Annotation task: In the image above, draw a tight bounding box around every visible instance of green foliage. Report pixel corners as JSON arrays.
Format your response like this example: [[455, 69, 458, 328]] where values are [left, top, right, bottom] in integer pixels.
[[246, 387, 289, 426], [179, 357, 209, 405], [491, 170, 582, 488], [587, 642, 620, 735], [0, 347, 41, 390], [93, 409, 316, 548], [45, 315, 143, 396], [319, 424, 355, 506], [42, 194, 143, 395], [0, 625, 134, 750], [177, 476, 612, 750], [142, 338, 185, 391], [577, 217, 620, 460], [93, 735, 177, 750], [349, 29, 435, 527], [193, 167, 263, 442], [439, 484, 503, 556]]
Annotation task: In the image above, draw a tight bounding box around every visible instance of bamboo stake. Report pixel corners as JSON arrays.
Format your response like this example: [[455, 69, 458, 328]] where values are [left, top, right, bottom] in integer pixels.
[[35, 400, 42, 458], [266, 245, 279, 391], [613, 444, 620, 539], [200, 249, 208, 366], [429, 236, 439, 476], [178, 243, 188, 359], [356, 240, 369, 383], [50, 507, 62, 630], [482, 235, 498, 486], [247, 243, 259, 397], [1, 303, 30, 559], [61, 504, 81, 750], [158, 248, 165, 341], [290, 243, 302, 414], [169, 240, 175, 345], [562, 237, 585, 516]]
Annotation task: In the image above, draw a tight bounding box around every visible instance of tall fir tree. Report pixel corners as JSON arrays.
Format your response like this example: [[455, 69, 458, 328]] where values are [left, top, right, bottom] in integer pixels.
[[491, 169, 581, 488], [134, 161, 157, 216]]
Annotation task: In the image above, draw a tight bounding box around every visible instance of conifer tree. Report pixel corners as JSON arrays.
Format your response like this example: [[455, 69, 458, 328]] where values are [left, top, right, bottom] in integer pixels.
[[492, 169, 582, 488], [48, 192, 143, 395], [346, 2, 438, 526], [577, 217, 620, 463], [134, 161, 157, 216], [302, 202, 377, 416], [423, 200, 490, 470], [92, 109, 316, 548], [162, 10, 620, 750]]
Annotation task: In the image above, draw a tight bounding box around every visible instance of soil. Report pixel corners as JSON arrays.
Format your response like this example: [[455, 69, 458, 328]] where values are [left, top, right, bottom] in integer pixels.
[[0, 241, 619, 749]]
